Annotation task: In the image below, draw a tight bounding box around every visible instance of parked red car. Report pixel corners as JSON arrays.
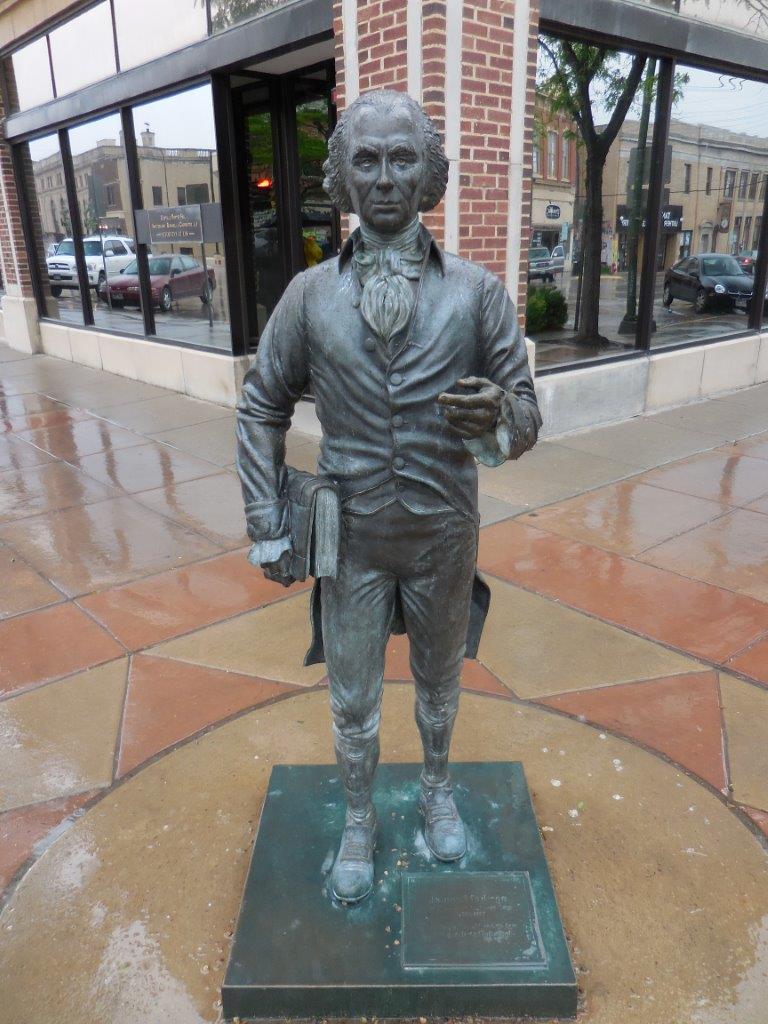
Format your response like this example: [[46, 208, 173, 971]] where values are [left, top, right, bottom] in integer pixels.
[[101, 254, 216, 311]]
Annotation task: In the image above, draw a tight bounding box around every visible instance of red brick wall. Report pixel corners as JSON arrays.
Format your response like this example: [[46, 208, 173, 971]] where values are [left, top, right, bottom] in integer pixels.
[[331, 0, 541, 322], [0, 72, 36, 297]]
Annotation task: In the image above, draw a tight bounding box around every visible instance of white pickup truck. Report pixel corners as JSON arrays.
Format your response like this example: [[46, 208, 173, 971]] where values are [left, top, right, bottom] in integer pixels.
[[46, 235, 136, 296]]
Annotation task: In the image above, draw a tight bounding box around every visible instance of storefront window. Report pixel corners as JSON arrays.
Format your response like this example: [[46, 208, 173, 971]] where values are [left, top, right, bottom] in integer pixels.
[[48, 2, 116, 97], [295, 79, 337, 270], [132, 84, 231, 350], [5, 38, 54, 113], [209, 0, 295, 33], [649, 67, 768, 347], [529, 37, 648, 369], [67, 114, 145, 337], [26, 134, 87, 324], [113, 0, 207, 71]]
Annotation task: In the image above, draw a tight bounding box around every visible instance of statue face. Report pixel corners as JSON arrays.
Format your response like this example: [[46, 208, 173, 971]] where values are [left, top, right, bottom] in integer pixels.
[[346, 103, 425, 234]]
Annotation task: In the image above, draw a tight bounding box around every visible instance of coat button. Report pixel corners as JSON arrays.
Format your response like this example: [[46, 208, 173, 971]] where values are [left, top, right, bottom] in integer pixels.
[[390, 372, 404, 386], [393, 456, 405, 470], [392, 414, 404, 428], [363, 337, 376, 352]]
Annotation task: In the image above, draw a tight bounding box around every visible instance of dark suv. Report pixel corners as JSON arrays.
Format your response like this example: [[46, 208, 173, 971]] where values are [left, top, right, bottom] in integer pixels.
[[527, 247, 555, 283]]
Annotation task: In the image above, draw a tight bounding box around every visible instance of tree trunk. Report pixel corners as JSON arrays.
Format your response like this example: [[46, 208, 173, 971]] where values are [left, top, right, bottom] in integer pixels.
[[577, 152, 607, 344], [622, 59, 656, 329]]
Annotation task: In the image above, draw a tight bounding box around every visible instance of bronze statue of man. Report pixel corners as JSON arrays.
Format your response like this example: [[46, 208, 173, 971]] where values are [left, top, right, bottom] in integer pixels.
[[237, 89, 541, 904]]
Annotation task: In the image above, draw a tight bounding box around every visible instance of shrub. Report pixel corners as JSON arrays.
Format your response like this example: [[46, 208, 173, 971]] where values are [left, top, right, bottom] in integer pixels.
[[526, 285, 568, 332]]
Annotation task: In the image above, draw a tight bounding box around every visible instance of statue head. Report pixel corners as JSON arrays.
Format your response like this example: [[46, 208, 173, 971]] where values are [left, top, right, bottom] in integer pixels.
[[323, 89, 449, 235]]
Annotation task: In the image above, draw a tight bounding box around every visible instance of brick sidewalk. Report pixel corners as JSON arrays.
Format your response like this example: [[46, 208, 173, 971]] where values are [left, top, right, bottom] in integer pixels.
[[1, 342, 767, 1023]]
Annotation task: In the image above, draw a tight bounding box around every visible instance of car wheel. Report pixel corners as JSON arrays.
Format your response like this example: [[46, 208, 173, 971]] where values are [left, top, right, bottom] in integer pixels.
[[200, 285, 211, 305], [662, 283, 673, 307], [50, 285, 62, 297], [694, 288, 709, 314], [159, 286, 172, 313]]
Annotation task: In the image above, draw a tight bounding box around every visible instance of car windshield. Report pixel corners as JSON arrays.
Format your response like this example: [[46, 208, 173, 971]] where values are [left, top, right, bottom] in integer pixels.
[[121, 259, 138, 276], [701, 256, 743, 276], [529, 248, 549, 259], [55, 240, 74, 256], [148, 257, 172, 275]]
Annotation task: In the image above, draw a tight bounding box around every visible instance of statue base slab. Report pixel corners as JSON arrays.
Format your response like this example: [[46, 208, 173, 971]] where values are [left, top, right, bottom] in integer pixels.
[[222, 762, 576, 1020]]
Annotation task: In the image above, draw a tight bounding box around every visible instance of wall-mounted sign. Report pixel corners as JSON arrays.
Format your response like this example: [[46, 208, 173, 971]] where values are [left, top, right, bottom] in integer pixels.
[[146, 204, 204, 245], [545, 204, 561, 220]]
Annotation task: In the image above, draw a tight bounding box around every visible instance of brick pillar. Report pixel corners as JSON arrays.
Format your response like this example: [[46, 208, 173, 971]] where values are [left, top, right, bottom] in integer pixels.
[[0, 67, 43, 352], [332, 0, 539, 325]]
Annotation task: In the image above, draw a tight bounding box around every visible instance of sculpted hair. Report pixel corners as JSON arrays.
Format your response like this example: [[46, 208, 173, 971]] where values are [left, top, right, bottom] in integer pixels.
[[323, 90, 449, 213]]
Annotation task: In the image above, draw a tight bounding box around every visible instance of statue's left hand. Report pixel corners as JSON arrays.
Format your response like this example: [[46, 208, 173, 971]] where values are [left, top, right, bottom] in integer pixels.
[[437, 376, 504, 439]]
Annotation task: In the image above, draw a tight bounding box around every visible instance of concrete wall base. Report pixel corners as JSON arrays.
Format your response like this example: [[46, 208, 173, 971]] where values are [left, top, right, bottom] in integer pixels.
[[8, 317, 768, 428], [2, 296, 42, 354]]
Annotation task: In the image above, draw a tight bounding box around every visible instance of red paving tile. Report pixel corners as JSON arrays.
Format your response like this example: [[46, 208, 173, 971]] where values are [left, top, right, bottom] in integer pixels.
[[0, 790, 98, 892], [478, 520, 768, 663], [726, 633, 768, 685], [743, 806, 768, 838], [0, 602, 124, 697], [78, 550, 311, 650], [539, 670, 728, 792], [117, 655, 298, 776], [383, 635, 511, 697]]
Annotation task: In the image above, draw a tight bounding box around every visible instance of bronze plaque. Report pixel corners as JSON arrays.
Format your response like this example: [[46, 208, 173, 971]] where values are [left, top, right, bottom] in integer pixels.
[[401, 871, 547, 970]]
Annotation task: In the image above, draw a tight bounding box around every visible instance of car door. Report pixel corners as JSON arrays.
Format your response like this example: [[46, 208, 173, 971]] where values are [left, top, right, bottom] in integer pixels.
[[683, 257, 700, 300], [181, 255, 203, 297], [169, 256, 184, 297]]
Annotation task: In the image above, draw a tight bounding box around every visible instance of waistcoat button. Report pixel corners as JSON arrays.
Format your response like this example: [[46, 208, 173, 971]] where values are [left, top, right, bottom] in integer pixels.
[[390, 372, 404, 385], [363, 337, 376, 352], [392, 414, 404, 428], [393, 456, 405, 470]]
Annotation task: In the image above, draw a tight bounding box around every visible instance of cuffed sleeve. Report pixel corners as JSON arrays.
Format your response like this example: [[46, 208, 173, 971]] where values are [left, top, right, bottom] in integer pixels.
[[247, 536, 292, 567], [469, 273, 542, 464], [236, 272, 310, 543]]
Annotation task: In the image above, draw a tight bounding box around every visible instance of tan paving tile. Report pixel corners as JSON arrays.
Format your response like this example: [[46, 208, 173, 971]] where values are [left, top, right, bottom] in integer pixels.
[[149, 591, 326, 686], [0, 436, 56, 474], [150, 416, 237, 467], [0, 460, 117, 524], [0, 660, 126, 812], [0, 602, 124, 696], [95, 394, 231, 433], [639, 449, 768, 507], [726, 432, 768, 461], [639, 508, 768, 602], [77, 549, 310, 650], [1, 688, 766, 1024], [477, 575, 701, 698], [476, 441, 637, 509], [16, 416, 146, 460], [74, 442, 220, 494], [555, 417, 722, 471], [522, 479, 729, 556], [132, 472, 248, 548], [0, 497, 221, 597], [720, 673, 768, 812], [649, 397, 768, 442], [0, 545, 62, 619]]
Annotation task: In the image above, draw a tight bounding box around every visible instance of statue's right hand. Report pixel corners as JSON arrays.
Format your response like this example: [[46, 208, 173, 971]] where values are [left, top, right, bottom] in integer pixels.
[[262, 549, 295, 588]]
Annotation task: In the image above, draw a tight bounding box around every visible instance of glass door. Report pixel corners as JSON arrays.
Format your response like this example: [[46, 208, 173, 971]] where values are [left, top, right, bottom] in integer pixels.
[[233, 63, 337, 347]]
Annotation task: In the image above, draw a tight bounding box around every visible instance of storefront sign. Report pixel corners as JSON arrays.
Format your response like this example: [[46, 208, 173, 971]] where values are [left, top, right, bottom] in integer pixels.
[[615, 204, 683, 233], [545, 204, 561, 220], [146, 205, 204, 245]]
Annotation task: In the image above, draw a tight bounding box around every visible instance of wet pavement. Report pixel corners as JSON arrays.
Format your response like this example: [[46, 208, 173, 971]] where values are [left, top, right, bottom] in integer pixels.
[[0, 341, 767, 1022]]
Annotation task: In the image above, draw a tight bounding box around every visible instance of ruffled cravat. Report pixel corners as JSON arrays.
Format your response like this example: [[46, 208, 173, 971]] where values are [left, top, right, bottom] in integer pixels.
[[353, 219, 424, 345]]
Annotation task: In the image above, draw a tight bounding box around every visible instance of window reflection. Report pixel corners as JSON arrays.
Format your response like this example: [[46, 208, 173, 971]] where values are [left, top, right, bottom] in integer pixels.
[[68, 114, 145, 337], [648, 67, 768, 346], [210, 0, 294, 33], [49, 2, 116, 97], [632, 0, 768, 41], [529, 37, 647, 369], [295, 80, 336, 269], [113, 0, 207, 71], [5, 38, 54, 113], [132, 85, 231, 350], [27, 134, 85, 323]]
